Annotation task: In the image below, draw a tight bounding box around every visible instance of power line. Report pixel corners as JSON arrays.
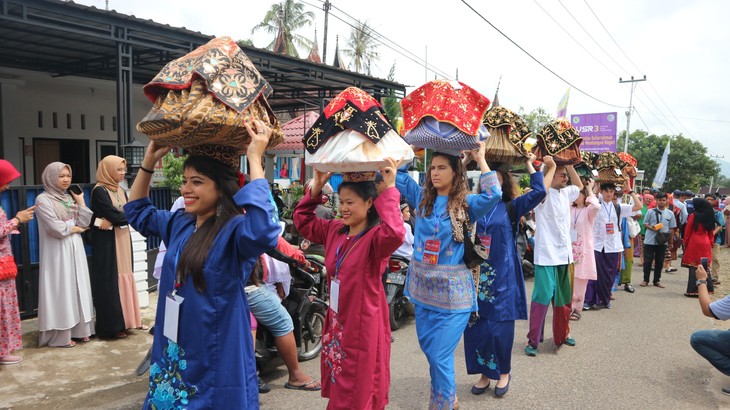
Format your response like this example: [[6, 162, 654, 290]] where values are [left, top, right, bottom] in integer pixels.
[[582, 0, 643, 74], [632, 108, 653, 135], [556, 0, 627, 75], [459, 0, 623, 108], [530, 0, 620, 79]]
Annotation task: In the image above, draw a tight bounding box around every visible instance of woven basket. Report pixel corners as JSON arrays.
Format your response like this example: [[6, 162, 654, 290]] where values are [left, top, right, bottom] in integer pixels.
[[137, 78, 283, 154], [533, 119, 582, 166], [482, 107, 530, 165]]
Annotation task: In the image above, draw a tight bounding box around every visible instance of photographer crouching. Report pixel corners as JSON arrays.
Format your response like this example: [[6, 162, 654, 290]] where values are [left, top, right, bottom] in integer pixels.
[[690, 260, 730, 395]]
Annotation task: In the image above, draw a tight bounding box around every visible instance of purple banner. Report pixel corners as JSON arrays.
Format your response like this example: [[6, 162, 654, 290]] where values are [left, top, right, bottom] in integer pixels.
[[570, 112, 617, 153]]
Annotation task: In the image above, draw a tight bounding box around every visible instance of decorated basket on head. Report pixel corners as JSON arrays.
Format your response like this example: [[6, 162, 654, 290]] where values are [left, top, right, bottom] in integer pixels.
[[481, 106, 532, 165], [617, 151, 638, 190], [595, 152, 627, 186], [401, 80, 491, 155], [533, 118, 583, 166], [303, 87, 414, 173], [136, 36, 284, 168], [575, 150, 599, 179]]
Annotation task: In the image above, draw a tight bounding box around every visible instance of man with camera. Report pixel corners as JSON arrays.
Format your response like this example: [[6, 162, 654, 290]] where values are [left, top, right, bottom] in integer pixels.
[[690, 259, 730, 395]]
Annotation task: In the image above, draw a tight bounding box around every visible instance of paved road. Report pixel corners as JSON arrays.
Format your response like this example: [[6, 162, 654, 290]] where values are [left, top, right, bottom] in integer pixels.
[[2, 261, 729, 409]]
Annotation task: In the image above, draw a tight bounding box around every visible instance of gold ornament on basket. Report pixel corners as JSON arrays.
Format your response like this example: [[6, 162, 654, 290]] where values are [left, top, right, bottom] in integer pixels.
[[136, 37, 284, 168], [481, 107, 531, 165], [532, 118, 583, 166]]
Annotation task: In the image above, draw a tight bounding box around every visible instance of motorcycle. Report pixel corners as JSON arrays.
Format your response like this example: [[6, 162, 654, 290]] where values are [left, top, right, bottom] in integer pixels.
[[383, 255, 411, 330], [256, 251, 328, 367]]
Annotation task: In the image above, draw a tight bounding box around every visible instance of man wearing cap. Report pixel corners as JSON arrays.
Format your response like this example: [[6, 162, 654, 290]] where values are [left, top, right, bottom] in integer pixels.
[[584, 183, 641, 309], [685, 190, 696, 214]]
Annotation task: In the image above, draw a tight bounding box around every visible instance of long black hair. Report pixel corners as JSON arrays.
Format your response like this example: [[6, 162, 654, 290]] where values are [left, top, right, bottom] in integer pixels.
[[337, 181, 380, 233], [419, 152, 469, 217], [177, 156, 242, 292], [692, 197, 716, 232]]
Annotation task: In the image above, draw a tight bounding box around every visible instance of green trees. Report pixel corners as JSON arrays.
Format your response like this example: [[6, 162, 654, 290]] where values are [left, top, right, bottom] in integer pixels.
[[252, 1, 314, 58], [343, 20, 379, 74], [382, 62, 401, 124], [617, 131, 720, 191], [518, 107, 553, 135]]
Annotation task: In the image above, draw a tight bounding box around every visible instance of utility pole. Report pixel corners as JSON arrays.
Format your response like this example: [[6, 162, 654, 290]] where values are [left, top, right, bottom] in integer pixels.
[[708, 154, 725, 193], [619, 75, 646, 153], [321, 0, 331, 63]]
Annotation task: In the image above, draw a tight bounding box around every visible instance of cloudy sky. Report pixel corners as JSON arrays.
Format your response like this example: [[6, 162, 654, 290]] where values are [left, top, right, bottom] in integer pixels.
[[77, 0, 730, 160]]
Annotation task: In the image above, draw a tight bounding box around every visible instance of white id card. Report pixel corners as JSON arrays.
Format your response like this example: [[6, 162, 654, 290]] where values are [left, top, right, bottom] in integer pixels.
[[163, 294, 185, 343], [329, 279, 340, 314], [570, 229, 578, 242]]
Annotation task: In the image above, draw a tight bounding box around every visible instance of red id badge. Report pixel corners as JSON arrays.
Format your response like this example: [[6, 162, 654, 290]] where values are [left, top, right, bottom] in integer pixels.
[[425, 239, 441, 253], [422, 252, 439, 265], [605, 223, 615, 235], [478, 235, 492, 260]]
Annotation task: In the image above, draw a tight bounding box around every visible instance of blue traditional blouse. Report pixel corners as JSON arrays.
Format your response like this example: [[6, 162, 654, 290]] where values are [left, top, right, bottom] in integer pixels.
[[474, 171, 546, 321], [395, 170, 501, 313], [124, 179, 279, 410]]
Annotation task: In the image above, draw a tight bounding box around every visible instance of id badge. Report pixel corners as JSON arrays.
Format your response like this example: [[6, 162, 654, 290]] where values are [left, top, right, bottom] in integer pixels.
[[163, 294, 185, 343], [605, 223, 615, 235], [570, 229, 578, 242], [329, 279, 340, 314], [425, 239, 441, 253], [478, 235, 492, 260], [423, 252, 439, 265]]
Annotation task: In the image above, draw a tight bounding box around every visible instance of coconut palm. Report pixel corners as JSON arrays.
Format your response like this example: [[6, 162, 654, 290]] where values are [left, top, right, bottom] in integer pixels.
[[343, 20, 380, 74], [252, 1, 314, 58]]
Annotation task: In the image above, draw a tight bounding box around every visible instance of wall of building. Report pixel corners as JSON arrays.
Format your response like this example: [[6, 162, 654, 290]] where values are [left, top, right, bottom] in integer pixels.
[[0, 67, 153, 185]]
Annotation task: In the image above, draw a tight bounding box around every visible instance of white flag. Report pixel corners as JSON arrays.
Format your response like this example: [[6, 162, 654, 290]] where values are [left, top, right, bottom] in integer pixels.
[[652, 141, 670, 189]]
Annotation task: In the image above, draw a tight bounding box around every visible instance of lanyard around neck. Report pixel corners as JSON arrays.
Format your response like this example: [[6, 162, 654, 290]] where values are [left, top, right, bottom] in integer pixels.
[[334, 231, 365, 279]]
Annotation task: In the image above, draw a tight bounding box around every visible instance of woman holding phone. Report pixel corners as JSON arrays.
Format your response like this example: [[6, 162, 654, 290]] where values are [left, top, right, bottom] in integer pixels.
[[36, 162, 95, 347], [683, 198, 717, 296], [90, 155, 143, 338]]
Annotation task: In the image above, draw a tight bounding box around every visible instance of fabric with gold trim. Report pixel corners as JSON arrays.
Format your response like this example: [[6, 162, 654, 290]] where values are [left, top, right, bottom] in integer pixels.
[[482, 106, 531, 164], [401, 80, 490, 136], [303, 87, 393, 154], [136, 36, 284, 167], [533, 118, 583, 165]]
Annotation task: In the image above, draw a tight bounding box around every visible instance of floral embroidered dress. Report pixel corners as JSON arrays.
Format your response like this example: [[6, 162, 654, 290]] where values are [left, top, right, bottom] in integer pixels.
[[293, 186, 404, 410], [0, 206, 22, 358], [124, 179, 279, 410], [463, 171, 545, 379], [395, 169, 501, 410]]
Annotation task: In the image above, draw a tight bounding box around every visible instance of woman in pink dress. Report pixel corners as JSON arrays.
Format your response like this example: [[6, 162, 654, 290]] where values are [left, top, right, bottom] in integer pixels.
[[570, 178, 600, 320], [294, 160, 405, 410], [0, 160, 35, 364]]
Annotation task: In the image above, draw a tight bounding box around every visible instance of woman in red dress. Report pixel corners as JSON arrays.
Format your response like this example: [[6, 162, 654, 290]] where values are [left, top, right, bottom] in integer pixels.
[[683, 198, 717, 296], [294, 160, 404, 410]]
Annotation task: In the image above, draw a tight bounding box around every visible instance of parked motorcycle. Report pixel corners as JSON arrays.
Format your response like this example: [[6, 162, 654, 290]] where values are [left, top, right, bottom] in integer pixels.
[[256, 250, 328, 367], [383, 255, 411, 330]]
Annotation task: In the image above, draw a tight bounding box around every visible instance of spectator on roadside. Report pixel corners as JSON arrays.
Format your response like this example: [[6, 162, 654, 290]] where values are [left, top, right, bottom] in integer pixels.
[[0, 160, 35, 364], [705, 193, 725, 281], [525, 157, 582, 356], [689, 264, 730, 395], [298, 180, 334, 258], [90, 155, 144, 339], [36, 162, 95, 348], [663, 192, 680, 273], [392, 203, 414, 260], [683, 198, 717, 297], [638, 194, 653, 267], [641, 192, 677, 289], [685, 190, 696, 214]]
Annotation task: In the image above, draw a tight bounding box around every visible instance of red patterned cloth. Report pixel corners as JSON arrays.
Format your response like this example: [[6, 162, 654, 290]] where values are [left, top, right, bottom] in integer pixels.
[[617, 152, 637, 167], [401, 80, 491, 136], [0, 279, 22, 356], [143, 36, 271, 114]]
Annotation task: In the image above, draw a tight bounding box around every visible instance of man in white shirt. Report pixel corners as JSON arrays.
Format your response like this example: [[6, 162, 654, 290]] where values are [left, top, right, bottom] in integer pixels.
[[526, 156, 583, 357], [584, 184, 642, 310]]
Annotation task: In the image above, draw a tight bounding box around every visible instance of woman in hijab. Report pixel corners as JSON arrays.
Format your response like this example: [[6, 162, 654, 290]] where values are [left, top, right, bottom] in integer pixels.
[[90, 155, 143, 339], [683, 198, 717, 296], [0, 160, 35, 362], [36, 162, 94, 347]]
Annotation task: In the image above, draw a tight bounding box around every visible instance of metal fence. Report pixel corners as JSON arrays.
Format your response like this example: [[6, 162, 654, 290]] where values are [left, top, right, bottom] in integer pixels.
[[4, 185, 173, 318]]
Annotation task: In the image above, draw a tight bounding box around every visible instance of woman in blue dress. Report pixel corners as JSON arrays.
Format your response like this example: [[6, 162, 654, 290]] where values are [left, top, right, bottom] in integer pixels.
[[463, 153, 546, 398], [124, 120, 280, 409], [396, 142, 501, 410]]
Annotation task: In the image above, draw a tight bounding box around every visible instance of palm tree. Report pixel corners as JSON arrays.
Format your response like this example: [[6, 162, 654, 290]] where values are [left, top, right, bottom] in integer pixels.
[[343, 20, 380, 74], [252, 1, 314, 58]]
